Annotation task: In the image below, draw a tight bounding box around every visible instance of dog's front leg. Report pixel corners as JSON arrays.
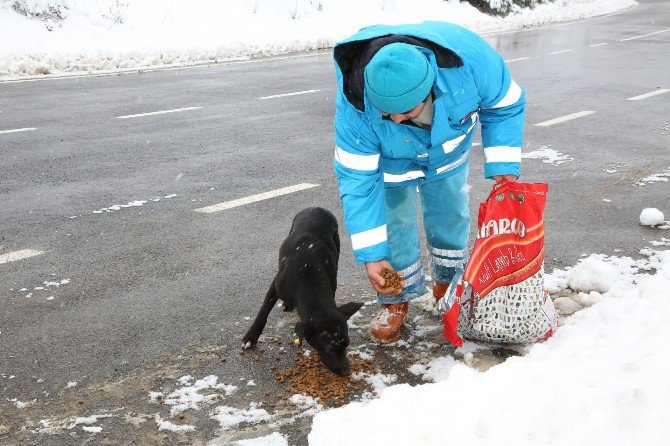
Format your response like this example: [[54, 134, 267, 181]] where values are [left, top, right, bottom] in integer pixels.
[[242, 277, 278, 349]]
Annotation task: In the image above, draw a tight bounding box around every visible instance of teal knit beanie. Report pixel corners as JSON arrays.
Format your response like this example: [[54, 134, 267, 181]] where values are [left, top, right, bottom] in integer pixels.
[[364, 43, 435, 114]]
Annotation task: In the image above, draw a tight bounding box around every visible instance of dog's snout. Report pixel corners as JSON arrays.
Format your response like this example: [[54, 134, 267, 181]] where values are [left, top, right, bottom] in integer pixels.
[[331, 362, 351, 377], [316, 349, 351, 377]]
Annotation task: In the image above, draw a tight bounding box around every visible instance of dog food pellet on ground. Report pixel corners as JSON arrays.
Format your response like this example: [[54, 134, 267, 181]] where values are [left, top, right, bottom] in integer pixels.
[[276, 353, 375, 404], [380, 268, 402, 292]]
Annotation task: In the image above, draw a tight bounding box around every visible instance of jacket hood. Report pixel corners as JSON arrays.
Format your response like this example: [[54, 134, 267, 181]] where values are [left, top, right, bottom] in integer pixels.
[[334, 23, 464, 111]]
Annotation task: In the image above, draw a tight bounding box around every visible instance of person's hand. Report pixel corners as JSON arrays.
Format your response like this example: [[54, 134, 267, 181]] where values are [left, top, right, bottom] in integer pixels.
[[365, 260, 406, 295], [493, 174, 518, 183]]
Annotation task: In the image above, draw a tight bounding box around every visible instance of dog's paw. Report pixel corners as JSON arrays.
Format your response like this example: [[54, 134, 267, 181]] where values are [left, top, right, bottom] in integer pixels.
[[241, 338, 257, 349]]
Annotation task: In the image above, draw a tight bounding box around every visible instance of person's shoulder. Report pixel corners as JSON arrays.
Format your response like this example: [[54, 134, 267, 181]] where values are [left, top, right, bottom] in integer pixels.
[[336, 100, 372, 128]]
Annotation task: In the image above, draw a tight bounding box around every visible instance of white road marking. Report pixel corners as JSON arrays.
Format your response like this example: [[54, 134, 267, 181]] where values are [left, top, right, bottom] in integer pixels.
[[588, 43, 608, 47], [259, 90, 320, 100], [117, 106, 202, 119], [626, 89, 670, 101], [504, 57, 531, 63], [0, 127, 37, 135], [620, 28, 669, 41], [0, 249, 43, 265], [535, 111, 595, 127], [548, 49, 573, 55], [194, 183, 319, 213]]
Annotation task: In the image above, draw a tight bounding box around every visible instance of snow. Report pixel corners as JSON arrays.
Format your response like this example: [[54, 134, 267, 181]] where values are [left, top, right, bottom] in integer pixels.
[[11, 398, 36, 409], [565, 257, 617, 293], [235, 432, 288, 446], [521, 146, 574, 165], [636, 167, 670, 186], [73, 414, 109, 425], [650, 238, 670, 248], [289, 394, 321, 410], [149, 374, 238, 416], [640, 208, 665, 226], [154, 413, 195, 432], [0, 0, 636, 79], [210, 403, 272, 430], [351, 372, 397, 394], [408, 355, 458, 382], [13, 278, 70, 300], [92, 200, 148, 214], [82, 426, 102, 433], [309, 248, 670, 445]]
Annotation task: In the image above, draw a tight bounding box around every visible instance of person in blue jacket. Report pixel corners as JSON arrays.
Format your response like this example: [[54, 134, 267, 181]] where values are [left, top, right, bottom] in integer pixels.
[[332, 22, 525, 342]]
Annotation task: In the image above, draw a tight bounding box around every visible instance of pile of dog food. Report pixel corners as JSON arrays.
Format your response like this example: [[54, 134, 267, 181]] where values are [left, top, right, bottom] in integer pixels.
[[380, 268, 403, 293], [276, 352, 375, 404]]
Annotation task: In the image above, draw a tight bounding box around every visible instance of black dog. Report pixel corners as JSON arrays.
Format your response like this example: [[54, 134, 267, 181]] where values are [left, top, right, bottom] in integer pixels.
[[242, 207, 363, 376]]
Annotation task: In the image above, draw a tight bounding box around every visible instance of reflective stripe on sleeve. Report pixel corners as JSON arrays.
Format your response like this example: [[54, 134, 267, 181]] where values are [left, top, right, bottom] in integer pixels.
[[486, 80, 522, 109], [335, 146, 380, 171], [351, 224, 387, 250], [484, 146, 522, 163]]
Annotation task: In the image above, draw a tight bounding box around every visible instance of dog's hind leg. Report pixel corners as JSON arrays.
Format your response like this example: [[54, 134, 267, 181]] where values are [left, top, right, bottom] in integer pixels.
[[242, 277, 278, 349]]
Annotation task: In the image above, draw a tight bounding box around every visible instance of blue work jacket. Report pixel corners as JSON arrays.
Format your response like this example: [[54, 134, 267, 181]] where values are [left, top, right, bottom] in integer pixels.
[[333, 21, 525, 263]]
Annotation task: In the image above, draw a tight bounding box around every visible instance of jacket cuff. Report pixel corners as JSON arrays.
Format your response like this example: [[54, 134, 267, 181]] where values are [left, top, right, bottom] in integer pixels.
[[353, 243, 391, 265], [484, 161, 521, 180]]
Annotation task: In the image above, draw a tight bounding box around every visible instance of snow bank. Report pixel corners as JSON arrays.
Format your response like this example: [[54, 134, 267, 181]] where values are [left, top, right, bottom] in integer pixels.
[[0, 0, 636, 79], [309, 249, 670, 445]]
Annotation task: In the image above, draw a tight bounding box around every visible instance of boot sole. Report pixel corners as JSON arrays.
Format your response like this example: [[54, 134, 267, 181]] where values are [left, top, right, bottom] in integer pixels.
[[369, 327, 403, 344]]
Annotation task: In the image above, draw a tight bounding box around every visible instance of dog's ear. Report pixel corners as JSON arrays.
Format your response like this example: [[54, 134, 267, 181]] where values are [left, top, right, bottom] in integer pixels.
[[337, 302, 364, 320]]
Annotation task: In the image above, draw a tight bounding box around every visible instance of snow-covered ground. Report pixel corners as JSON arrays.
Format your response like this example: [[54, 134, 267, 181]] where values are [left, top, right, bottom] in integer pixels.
[[309, 245, 670, 445], [0, 0, 636, 79]]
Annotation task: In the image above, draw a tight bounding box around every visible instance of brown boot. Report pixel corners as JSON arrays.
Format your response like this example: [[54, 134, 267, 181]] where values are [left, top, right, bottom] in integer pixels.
[[370, 302, 409, 343], [433, 282, 449, 304]]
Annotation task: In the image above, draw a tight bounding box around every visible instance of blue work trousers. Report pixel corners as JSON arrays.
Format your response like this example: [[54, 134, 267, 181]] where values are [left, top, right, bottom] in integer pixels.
[[378, 166, 470, 304]]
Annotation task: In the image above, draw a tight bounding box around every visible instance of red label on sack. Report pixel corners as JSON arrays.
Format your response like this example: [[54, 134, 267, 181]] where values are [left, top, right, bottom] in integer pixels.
[[463, 182, 548, 299]]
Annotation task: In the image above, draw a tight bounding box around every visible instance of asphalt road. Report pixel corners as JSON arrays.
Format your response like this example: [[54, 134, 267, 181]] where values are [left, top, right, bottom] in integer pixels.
[[1, 1, 669, 444]]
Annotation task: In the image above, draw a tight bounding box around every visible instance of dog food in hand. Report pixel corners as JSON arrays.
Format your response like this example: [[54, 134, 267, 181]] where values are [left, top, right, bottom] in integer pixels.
[[380, 268, 403, 292]]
